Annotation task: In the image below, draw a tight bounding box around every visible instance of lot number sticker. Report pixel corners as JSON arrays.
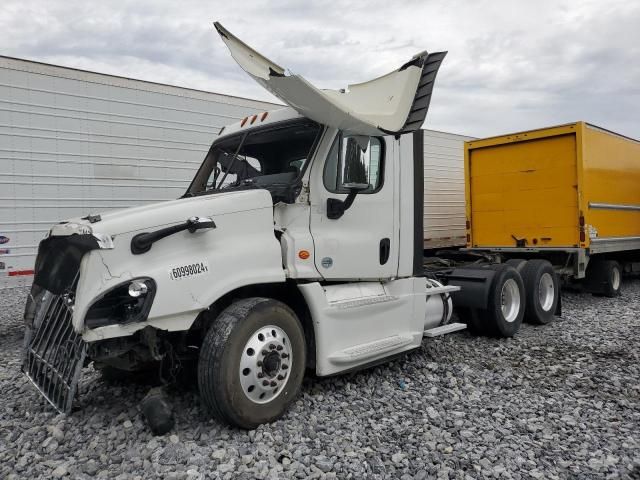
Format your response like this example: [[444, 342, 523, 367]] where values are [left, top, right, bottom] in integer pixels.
[[169, 261, 210, 280]]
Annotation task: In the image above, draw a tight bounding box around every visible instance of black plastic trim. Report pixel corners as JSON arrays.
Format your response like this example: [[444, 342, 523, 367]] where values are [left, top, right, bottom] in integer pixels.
[[380, 238, 391, 265], [85, 278, 157, 329], [413, 130, 424, 276], [396, 51, 447, 134], [33, 234, 100, 295]]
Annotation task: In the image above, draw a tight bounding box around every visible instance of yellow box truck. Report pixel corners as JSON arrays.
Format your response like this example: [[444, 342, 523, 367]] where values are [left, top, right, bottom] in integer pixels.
[[464, 122, 640, 296]]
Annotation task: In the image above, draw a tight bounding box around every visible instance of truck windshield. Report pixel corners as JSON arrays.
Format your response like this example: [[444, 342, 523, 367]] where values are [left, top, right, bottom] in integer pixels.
[[185, 119, 322, 202]]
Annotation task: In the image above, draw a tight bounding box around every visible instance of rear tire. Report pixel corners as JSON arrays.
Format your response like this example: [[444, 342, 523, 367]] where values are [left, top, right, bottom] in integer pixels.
[[198, 297, 306, 429], [520, 260, 559, 325], [586, 260, 622, 297], [479, 265, 525, 337], [505, 258, 527, 272]]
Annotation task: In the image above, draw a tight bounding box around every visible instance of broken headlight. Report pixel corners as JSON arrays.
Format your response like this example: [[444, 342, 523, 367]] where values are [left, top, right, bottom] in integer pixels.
[[85, 278, 156, 329]]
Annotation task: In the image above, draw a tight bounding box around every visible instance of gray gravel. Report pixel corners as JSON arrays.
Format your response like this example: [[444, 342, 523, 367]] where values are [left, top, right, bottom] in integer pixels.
[[1, 281, 639, 479]]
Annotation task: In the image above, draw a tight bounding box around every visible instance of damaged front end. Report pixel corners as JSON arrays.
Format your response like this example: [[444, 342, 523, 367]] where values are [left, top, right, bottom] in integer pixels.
[[22, 222, 114, 413]]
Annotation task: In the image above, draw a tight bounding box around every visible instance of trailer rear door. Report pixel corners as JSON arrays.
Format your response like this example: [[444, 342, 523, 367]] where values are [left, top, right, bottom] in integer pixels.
[[468, 131, 579, 248]]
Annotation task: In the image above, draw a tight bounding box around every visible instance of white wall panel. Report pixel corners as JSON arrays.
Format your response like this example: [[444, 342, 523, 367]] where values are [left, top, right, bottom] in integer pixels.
[[0, 56, 278, 288], [423, 129, 475, 249]]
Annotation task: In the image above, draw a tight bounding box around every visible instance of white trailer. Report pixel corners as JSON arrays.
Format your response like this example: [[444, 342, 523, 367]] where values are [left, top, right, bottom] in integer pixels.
[[0, 56, 278, 289]]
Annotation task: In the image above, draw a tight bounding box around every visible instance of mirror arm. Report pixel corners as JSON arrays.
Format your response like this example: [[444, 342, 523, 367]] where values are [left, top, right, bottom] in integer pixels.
[[326, 186, 366, 220], [342, 189, 359, 210]]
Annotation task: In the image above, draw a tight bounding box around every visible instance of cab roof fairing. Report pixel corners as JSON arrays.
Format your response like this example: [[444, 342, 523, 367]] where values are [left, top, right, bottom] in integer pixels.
[[213, 22, 447, 137]]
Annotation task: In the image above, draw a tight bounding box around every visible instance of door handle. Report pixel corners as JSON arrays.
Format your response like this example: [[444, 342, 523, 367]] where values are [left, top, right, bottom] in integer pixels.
[[379, 238, 390, 265], [187, 216, 217, 232]]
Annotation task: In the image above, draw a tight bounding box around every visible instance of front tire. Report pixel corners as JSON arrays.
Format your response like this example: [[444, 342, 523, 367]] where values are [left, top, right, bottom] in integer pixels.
[[198, 297, 306, 429]]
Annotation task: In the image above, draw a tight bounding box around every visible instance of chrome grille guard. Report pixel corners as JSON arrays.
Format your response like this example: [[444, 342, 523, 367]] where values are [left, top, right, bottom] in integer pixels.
[[23, 290, 86, 414]]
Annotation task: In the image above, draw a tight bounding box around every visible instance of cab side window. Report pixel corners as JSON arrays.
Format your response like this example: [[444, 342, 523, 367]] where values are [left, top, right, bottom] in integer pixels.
[[323, 133, 384, 193]]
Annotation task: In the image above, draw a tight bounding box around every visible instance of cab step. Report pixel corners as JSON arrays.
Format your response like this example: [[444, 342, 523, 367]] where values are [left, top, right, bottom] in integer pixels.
[[328, 334, 414, 364], [423, 322, 467, 337]]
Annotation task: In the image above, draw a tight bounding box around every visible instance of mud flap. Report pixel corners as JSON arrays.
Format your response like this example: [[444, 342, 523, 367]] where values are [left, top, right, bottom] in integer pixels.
[[445, 267, 496, 310]]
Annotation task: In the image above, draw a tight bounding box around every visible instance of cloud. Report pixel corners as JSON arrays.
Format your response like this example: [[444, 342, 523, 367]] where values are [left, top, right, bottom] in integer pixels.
[[1, 0, 638, 138]]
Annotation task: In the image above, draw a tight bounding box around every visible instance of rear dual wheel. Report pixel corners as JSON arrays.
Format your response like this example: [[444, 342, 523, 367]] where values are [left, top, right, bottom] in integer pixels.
[[482, 264, 525, 337], [198, 297, 306, 429], [586, 259, 622, 297], [457, 265, 525, 337], [520, 260, 559, 325], [457, 260, 560, 336]]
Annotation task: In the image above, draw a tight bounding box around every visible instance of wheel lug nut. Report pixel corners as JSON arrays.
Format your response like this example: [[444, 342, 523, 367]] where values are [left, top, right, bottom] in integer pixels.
[[262, 380, 269, 386], [270, 381, 277, 387], [269, 344, 276, 350], [257, 361, 263, 367], [277, 375, 284, 380], [282, 364, 289, 370], [276, 345, 283, 351], [262, 350, 269, 355], [281, 353, 289, 359], [257, 372, 264, 378]]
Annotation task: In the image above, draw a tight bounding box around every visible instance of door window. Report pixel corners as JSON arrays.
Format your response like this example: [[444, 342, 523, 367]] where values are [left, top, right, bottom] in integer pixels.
[[323, 133, 384, 193]]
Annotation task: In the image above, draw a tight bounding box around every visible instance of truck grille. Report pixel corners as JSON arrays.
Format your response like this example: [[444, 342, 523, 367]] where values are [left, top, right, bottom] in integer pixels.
[[23, 291, 87, 414]]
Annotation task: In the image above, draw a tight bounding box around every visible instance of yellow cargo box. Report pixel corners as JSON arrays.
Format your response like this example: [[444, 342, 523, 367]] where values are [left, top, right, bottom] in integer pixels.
[[465, 122, 640, 254]]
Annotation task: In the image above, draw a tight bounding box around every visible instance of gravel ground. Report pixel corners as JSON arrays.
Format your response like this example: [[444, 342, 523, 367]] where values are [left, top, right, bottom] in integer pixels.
[[1, 281, 639, 480]]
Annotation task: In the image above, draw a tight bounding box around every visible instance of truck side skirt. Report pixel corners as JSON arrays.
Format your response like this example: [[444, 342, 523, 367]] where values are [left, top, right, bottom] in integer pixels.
[[298, 278, 428, 376]]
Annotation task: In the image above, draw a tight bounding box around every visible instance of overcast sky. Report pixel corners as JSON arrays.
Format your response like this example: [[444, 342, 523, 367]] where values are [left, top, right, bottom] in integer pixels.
[[1, 0, 638, 138]]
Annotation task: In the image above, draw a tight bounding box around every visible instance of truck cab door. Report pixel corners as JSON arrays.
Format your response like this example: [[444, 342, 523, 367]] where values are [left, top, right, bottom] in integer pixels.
[[308, 129, 399, 279]]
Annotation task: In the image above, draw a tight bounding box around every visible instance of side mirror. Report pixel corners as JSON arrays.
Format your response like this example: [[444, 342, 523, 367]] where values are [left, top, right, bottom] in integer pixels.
[[326, 183, 370, 220]]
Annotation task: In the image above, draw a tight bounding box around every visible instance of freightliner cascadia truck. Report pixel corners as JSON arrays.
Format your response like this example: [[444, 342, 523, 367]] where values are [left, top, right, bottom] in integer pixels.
[[23, 23, 563, 428], [463, 123, 640, 297]]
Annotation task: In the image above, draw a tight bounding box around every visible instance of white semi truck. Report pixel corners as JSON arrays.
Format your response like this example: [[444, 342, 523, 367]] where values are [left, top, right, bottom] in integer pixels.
[[23, 24, 560, 428]]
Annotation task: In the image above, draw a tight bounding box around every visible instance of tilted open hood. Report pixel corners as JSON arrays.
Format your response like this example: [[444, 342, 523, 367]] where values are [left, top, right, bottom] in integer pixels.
[[214, 22, 446, 136]]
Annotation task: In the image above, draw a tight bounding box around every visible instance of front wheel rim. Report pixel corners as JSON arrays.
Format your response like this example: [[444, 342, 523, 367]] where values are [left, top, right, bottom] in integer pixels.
[[538, 273, 555, 311], [239, 325, 292, 404], [501, 278, 521, 323]]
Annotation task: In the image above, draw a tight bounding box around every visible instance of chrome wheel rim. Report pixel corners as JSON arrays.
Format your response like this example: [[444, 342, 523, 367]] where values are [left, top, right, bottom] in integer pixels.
[[538, 273, 555, 311], [501, 278, 521, 323], [612, 267, 621, 291], [240, 325, 292, 404]]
